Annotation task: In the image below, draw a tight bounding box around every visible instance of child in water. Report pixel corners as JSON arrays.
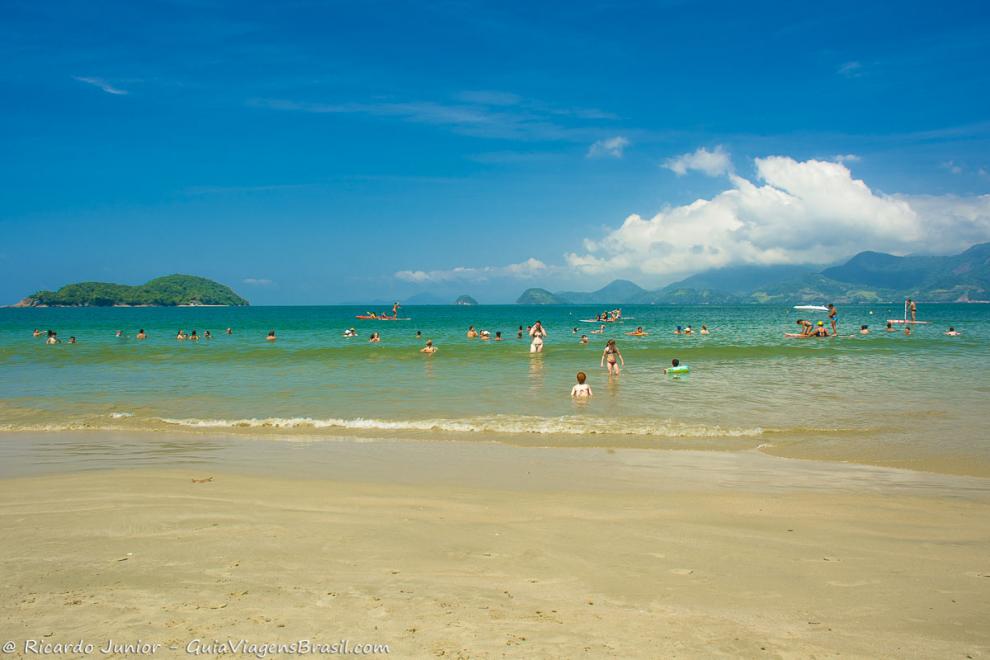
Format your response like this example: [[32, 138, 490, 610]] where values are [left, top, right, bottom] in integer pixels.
[[571, 371, 592, 398]]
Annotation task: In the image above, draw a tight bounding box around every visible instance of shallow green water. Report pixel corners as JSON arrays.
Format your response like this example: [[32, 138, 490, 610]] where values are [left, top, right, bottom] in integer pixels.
[[1, 304, 988, 474]]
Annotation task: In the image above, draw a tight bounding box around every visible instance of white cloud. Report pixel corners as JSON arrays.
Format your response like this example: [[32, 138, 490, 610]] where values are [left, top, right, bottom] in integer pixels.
[[73, 76, 128, 95], [396, 258, 548, 283], [663, 145, 732, 177], [837, 61, 864, 78], [567, 155, 990, 277], [587, 136, 630, 159], [833, 154, 861, 163], [242, 278, 274, 286], [941, 160, 963, 175]]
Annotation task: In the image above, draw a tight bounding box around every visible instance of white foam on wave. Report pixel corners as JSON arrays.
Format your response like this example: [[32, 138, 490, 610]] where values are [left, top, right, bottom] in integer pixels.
[[109, 412, 134, 419], [155, 415, 764, 438]]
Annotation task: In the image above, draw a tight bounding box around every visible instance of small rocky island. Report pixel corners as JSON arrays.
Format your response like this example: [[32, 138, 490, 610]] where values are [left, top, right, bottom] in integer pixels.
[[14, 274, 250, 307], [455, 295, 479, 306]]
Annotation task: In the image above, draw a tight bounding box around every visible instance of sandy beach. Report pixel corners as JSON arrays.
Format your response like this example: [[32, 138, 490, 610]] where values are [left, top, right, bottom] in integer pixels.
[[1, 433, 988, 658]]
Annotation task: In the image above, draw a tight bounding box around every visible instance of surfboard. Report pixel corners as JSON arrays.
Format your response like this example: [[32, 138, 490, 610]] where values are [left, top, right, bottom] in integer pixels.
[[793, 305, 828, 311], [355, 316, 412, 321], [885, 320, 930, 324]]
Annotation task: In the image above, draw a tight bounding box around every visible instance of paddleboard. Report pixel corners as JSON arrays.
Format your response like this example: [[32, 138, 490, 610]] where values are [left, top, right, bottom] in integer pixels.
[[793, 305, 828, 311], [355, 316, 412, 321], [885, 320, 930, 325]]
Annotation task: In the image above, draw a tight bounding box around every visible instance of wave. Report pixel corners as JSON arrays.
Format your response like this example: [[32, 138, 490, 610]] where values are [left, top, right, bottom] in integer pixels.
[[0, 413, 765, 439], [154, 414, 764, 438]]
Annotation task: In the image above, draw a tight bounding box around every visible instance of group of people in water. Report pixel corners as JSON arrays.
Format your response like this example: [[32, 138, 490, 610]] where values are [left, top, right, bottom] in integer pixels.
[[792, 301, 961, 338]]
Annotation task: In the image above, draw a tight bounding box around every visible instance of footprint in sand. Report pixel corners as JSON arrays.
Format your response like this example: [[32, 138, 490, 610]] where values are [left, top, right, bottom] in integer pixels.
[[826, 580, 877, 588]]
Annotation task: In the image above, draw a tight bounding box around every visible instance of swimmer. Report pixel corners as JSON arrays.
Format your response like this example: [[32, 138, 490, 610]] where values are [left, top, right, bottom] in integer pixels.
[[529, 321, 547, 353], [226, 327, 233, 335], [580, 334, 589, 344], [136, 329, 146, 340], [811, 321, 829, 337], [190, 330, 199, 341], [886, 321, 896, 332], [796, 319, 813, 336], [700, 325, 710, 335], [945, 327, 961, 336], [480, 330, 490, 341], [266, 330, 277, 341], [32, 329, 41, 337], [420, 339, 437, 353], [369, 332, 380, 343], [674, 326, 682, 335], [343, 328, 357, 337], [904, 326, 911, 336], [68, 336, 77, 344], [684, 325, 693, 335], [114, 330, 123, 337], [204, 330, 212, 339], [591, 324, 606, 335], [663, 358, 685, 375], [601, 339, 624, 376], [860, 325, 869, 335], [415, 330, 422, 339], [572, 327, 578, 334], [176, 329, 187, 340], [625, 326, 647, 337], [570, 371, 592, 398], [828, 303, 838, 335], [46, 330, 59, 345], [495, 331, 503, 341], [466, 325, 478, 339]]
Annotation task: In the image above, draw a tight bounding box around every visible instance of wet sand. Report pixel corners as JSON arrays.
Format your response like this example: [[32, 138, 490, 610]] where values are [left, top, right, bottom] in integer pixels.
[[0, 433, 988, 658]]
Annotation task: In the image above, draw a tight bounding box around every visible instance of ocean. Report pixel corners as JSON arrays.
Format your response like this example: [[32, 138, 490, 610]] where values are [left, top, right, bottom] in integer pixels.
[[1, 303, 988, 475]]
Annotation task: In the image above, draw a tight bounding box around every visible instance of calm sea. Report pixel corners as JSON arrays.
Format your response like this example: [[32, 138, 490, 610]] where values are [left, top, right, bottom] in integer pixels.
[[1, 304, 988, 475]]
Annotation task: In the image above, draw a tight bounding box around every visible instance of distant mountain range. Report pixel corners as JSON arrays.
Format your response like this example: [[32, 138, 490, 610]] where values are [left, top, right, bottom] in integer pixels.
[[516, 242, 990, 304], [15, 275, 249, 307]]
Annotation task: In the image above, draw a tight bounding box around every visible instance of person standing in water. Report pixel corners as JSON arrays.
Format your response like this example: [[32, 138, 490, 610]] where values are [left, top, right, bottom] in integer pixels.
[[601, 339, 624, 376], [529, 321, 548, 353], [828, 303, 838, 336], [420, 339, 437, 353], [266, 330, 277, 341], [908, 298, 917, 322]]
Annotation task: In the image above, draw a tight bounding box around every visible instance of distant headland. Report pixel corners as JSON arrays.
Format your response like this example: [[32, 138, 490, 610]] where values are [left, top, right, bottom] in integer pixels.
[[13, 274, 250, 307], [517, 242, 990, 305]]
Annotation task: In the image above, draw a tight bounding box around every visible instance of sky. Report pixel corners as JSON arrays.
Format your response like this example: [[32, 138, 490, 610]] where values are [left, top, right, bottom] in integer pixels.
[[2, 0, 990, 304]]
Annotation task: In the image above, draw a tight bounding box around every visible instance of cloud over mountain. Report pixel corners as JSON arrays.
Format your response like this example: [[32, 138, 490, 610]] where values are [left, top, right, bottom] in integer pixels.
[[568, 154, 990, 277]]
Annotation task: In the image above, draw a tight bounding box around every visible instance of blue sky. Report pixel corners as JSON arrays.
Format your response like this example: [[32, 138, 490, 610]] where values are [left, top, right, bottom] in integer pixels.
[[2, 0, 989, 304]]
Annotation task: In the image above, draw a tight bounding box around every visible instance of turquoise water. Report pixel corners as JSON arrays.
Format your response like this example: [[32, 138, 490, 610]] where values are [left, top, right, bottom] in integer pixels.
[[1, 304, 988, 474]]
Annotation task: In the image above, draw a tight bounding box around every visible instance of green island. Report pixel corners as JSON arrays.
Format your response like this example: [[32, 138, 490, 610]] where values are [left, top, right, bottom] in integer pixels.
[[15, 274, 250, 307]]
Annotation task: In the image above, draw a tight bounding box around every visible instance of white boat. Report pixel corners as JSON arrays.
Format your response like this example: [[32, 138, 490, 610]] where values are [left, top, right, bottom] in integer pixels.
[[793, 305, 828, 311]]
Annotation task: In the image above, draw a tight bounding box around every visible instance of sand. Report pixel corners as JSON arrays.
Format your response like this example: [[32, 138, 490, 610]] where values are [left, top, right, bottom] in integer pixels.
[[0, 435, 988, 658]]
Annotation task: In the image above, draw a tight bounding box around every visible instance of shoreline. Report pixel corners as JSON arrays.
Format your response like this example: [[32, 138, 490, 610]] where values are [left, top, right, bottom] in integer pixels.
[[1, 432, 988, 657], [1, 424, 988, 479]]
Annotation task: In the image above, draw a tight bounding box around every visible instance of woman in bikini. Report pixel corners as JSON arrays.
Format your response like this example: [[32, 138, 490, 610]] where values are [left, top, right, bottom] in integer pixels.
[[601, 339, 624, 376], [529, 321, 548, 353]]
